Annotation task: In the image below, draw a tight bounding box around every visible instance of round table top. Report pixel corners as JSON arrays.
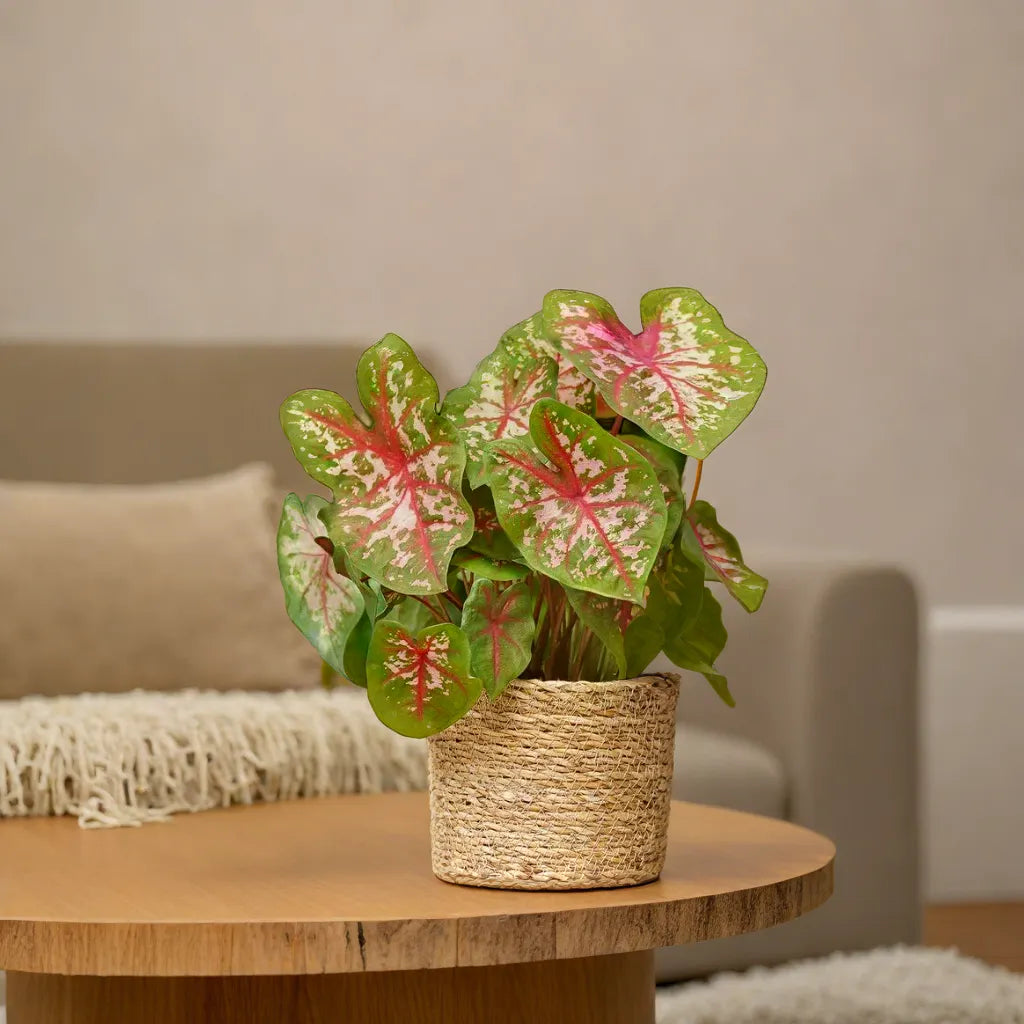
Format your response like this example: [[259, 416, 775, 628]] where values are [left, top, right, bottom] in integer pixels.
[[0, 793, 834, 977]]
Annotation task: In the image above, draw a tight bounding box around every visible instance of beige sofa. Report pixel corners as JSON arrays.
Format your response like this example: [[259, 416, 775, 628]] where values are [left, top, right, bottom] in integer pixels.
[[0, 341, 920, 983]]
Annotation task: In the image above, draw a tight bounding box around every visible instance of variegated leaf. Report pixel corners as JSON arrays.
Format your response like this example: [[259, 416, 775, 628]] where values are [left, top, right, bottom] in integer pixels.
[[542, 288, 766, 459], [664, 586, 733, 706], [276, 494, 365, 677], [366, 621, 482, 737], [487, 399, 667, 603], [619, 433, 687, 548], [461, 579, 535, 698], [681, 500, 768, 612], [280, 334, 473, 596], [501, 313, 595, 413], [442, 347, 557, 486]]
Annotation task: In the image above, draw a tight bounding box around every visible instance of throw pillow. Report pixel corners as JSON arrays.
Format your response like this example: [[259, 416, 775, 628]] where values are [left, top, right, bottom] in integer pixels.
[[0, 464, 320, 698]]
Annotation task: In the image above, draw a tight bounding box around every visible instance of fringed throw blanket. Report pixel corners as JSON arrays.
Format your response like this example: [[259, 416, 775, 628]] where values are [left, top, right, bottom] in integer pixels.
[[0, 689, 427, 827]]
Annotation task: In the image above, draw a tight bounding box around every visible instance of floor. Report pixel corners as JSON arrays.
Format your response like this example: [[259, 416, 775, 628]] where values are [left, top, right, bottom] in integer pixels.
[[924, 902, 1024, 973]]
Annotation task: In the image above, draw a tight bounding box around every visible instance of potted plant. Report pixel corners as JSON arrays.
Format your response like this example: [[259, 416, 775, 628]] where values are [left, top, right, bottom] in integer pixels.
[[276, 287, 767, 890]]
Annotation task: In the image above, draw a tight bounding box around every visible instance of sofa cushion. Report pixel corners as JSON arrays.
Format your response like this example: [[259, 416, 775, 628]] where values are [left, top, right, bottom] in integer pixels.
[[0, 465, 320, 698], [673, 724, 787, 819]]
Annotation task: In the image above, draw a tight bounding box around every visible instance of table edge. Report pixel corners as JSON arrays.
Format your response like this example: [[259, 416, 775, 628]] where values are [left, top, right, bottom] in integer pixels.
[[0, 851, 834, 976]]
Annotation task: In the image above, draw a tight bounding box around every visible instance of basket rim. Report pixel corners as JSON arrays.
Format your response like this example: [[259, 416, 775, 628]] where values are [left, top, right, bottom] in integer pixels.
[[503, 673, 679, 693]]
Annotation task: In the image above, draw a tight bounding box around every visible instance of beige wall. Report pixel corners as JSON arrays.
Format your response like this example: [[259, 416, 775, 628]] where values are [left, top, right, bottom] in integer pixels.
[[1, 0, 1021, 606]]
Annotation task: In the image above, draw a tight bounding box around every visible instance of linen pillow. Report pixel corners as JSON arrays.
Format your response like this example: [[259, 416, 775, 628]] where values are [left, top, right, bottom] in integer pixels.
[[0, 464, 320, 698]]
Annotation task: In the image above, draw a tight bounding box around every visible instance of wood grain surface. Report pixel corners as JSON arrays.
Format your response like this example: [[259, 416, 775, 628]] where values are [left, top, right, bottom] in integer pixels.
[[0, 792, 834, 976], [925, 902, 1024, 973], [5, 953, 655, 1024]]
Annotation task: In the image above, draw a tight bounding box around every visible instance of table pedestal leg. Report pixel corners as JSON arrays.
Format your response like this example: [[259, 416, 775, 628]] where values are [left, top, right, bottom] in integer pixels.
[[5, 951, 655, 1024]]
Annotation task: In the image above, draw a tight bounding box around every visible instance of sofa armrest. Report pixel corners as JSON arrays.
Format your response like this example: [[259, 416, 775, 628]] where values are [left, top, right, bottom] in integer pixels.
[[654, 552, 921, 961]]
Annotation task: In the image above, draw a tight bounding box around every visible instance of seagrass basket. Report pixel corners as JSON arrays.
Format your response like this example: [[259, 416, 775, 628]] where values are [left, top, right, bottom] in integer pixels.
[[427, 673, 680, 890]]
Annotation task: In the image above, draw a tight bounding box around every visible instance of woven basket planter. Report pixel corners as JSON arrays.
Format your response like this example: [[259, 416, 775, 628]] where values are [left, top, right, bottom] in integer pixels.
[[427, 673, 680, 891]]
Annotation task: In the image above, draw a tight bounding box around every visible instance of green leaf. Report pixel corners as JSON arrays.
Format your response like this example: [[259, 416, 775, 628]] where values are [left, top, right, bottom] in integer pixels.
[[681, 500, 768, 612], [664, 587, 734, 707], [623, 616, 665, 677], [452, 549, 531, 582], [501, 313, 596, 413], [387, 595, 443, 632], [645, 537, 707, 636], [441, 346, 557, 487], [342, 614, 372, 687], [541, 288, 766, 459], [619, 434, 687, 549], [353, 575, 389, 621], [486, 399, 667, 603], [336, 562, 389, 688], [366, 621, 482, 737], [461, 579, 535, 699], [564, 587, 635, 676], [573, 534, 704, 678], [280, 334, 473, 596], [276, 494, 365, 677], [463, 484, 524, 562]]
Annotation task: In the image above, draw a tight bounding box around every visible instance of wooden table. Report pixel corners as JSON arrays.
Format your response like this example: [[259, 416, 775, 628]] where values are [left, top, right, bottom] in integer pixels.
[[0, 793, 834, 1023]]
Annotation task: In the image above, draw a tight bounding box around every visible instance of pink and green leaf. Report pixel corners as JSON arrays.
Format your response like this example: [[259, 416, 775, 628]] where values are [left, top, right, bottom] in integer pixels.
[[501, 313, 595, 414], [276, 493, 365, 677], [486, 399, 667, 603], [681, 500, 768, 612], [663, 586, 733, 706], [442, 347, 557, 487], [366, 621, 482, 737], [461, 579, 535, 699], [280, 334, 473, 596], [541, 288, 766, 459]]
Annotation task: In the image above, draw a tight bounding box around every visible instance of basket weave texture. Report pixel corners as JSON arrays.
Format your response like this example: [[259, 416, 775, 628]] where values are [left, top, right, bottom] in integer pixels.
[[427, 674, 680, 891]]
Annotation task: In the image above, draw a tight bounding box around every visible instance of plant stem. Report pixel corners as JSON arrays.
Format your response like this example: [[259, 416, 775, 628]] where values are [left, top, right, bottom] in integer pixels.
[[320, 660, 339, 689], [687, 458, 704, 510], [610, 414, 624, 435], [570, 628, 592, 680], [543, 584, 569, 677], [443, 589, 464, 610], [551, 608, 574, 677], [409, 594, 447, 622]]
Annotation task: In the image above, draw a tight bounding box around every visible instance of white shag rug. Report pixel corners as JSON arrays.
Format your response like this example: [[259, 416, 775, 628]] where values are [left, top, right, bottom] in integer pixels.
[[0, 688, 427, 827], [657, 947, 1024, 1023]]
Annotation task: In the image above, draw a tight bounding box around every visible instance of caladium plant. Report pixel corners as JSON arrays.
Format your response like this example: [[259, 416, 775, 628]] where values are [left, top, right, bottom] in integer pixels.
[[277, 287, 768, 737]]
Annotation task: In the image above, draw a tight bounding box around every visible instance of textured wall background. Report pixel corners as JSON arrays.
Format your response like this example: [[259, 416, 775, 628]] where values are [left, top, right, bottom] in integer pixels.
[[1, 0, 1021, 607]]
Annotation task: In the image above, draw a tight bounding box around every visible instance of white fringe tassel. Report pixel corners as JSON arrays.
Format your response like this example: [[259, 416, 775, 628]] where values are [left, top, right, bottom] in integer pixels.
[[0, 689, 428, 828]]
